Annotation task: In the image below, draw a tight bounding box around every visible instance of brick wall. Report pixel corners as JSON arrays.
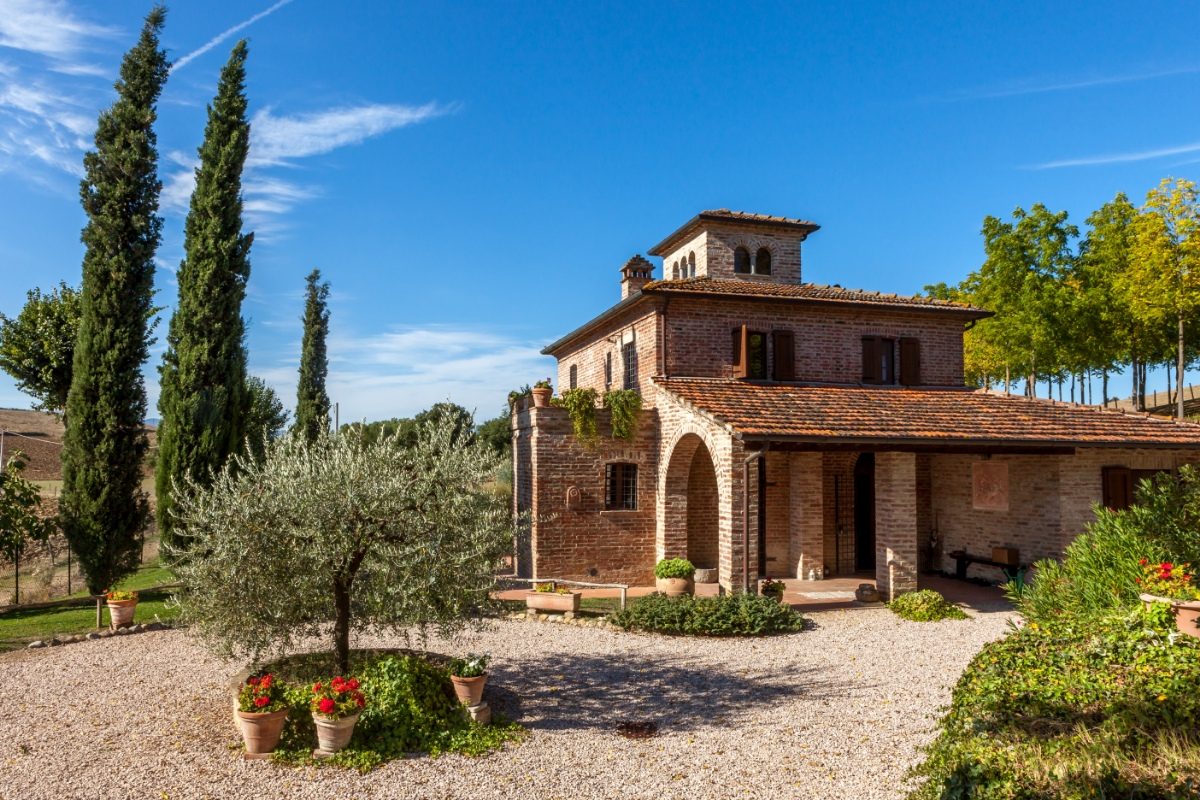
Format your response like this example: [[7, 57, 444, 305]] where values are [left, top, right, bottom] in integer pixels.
[[789, 452, 824, 579], [555, 305, 662, 402], [930, 448, 1200, 582], [686, 444, 720, 570], [663, 297, 965, 386], [822, 452, 858, 575], [658, 224, 806, 284], [518, 404, 660, 584], [875, 451, 919, 599]]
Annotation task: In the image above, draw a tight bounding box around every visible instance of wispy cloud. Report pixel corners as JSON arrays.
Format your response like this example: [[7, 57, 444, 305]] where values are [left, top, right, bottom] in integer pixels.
[[171, 0, 295, 73], [0, 2, 118, 180], [1030, 141, 1200, 170], [257, 325, 551, 422], [0, 0, 119, 61], [248, 102, 449, 166], [940, 65, 1200, 102]]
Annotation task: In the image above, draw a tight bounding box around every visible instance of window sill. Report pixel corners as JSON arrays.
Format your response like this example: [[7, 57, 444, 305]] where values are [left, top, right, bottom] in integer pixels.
[[600, 508, 640, 516]]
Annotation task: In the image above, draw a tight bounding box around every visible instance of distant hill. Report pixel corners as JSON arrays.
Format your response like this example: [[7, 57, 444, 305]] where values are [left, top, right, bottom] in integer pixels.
[[0, 407, 157, 482]]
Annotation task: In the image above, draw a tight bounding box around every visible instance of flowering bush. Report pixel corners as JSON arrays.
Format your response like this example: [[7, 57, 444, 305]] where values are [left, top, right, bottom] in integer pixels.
[[448, 653, 489, 678], [310, 675, 366, 719], [533, 582, 571, 594], [105, 589, 137, 602], [1137, 559, 1200, 601], [760, 579, 785, 598], [237, 673, 288, 714]]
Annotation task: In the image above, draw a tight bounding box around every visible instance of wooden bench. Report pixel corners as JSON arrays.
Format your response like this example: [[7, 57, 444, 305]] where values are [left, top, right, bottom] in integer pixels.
[[947, 550, 1028, 582]]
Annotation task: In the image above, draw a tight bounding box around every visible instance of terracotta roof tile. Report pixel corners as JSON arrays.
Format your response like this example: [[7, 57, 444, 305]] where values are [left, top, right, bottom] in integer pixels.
[[655, 378, 1200, 448], [642, 277, 990, 316]]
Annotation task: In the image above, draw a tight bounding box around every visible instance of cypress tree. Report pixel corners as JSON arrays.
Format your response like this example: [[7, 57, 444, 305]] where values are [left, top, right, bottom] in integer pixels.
[[156, 41, 253, 546], [294, 269, 331, 442], [61, 7, 169, 594]]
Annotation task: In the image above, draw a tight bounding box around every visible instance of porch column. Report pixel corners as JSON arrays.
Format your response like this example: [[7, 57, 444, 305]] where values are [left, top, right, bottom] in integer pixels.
[[875, 451, 918, 599], [789, 452, 824, 579]]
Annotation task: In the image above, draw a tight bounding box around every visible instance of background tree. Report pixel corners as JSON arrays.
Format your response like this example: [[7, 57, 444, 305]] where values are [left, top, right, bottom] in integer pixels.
[[170, 417, 512, 673], [156, 41, 253, 545], [1078, 194, 1140, 406], [0, 283, 81, 416], [1128, 178, 1200, 419], [293, 269, 330, 442], [0, 452, 56, 604], [60, 8, 169, 595], [242, 376, 289, 463]]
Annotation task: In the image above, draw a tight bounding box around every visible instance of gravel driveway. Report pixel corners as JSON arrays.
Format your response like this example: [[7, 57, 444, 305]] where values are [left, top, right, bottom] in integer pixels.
[[2, 605, 1014, 800]]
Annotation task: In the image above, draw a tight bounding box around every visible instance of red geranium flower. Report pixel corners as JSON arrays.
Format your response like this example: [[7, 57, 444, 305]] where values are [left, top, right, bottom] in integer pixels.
[[261, 675, 273, 689], [319, 697, 335, 715], [254, 695, 269, 708], [313, 682, 322, 692], [347, 678, 359, 691]]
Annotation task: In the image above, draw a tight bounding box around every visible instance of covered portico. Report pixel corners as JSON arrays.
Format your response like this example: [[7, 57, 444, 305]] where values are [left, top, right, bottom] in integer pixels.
[[654, 377, 1200, 596]]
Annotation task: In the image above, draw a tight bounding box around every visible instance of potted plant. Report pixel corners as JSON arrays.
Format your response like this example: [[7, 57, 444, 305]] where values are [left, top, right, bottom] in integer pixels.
[[448, 653, 490, 706], [525, 582, 582, 612], [531, 378, 553, 408], [760, 578, 786, 601], [310, 675, 366, 754], [655, 558, 695, 597], [105, 589, 138, 629], [1137, 559, 1200, 639], [236, 673, 289, 755]]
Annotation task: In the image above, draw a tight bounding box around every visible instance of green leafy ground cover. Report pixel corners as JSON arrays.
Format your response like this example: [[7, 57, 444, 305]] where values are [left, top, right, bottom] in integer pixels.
[[888, 589, 968, 622], [263, 649, 523, 771]]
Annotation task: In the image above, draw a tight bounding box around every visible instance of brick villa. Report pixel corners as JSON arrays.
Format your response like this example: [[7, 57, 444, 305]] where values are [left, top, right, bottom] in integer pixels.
[[511, 209, 1200, 597]]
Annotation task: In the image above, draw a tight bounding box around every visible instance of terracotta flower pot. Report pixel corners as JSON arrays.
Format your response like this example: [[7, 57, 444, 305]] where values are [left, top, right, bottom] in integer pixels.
[[451, 673, 487, 706], [236, 709, 288, 754], [656, 577, 694, 597], [313, 712, 360, 754], [525, 591, 582, 612], [1173, 600, 1200, 640], [531, 387, 552, 408], [1140, 592, 1172, 609], [107, 599, 137, 629]]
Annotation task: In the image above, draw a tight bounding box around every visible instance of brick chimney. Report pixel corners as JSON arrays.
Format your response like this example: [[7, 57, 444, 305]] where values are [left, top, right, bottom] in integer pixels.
[[620, 254, 654, 300]]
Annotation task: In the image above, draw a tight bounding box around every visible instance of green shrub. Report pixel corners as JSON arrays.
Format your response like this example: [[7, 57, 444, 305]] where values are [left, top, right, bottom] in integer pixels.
[[611, 592, 805, 636], [654, 558, 695, 580], [603, 389, 643, 440], [887, 589, 967, 622], [909, 607, 1200, 798], [553, 388, 598, 443], [270, 652, 523, 770]]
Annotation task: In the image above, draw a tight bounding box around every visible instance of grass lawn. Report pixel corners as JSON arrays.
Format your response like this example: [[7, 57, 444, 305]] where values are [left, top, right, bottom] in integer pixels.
[[0, 560, 179, 653]]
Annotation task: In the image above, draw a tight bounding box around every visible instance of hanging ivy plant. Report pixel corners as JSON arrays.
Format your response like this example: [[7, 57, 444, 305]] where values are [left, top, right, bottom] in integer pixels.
[[554, 388, 599, 444], [604, 389, 643, 441]]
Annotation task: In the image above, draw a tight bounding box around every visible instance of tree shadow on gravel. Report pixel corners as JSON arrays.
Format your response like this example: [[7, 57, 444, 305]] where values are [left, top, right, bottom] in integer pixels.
[[487, 650, 862, 734]]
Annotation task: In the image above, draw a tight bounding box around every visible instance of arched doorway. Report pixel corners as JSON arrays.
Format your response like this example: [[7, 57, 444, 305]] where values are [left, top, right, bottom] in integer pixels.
[[854, 453, 876, 572], [661, 433, 719, 573]]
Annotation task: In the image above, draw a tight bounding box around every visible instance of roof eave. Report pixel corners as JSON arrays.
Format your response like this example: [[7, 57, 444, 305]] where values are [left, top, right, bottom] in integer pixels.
[[735, 432, 1197, 450], [647, 214, 821, 256], [640, 284, 993, 319], [540, 293, 654, 356]]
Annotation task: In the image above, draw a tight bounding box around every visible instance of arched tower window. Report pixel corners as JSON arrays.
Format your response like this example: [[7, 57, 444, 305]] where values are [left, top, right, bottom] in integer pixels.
[[734, 246, 751, 274], [672, 261, 679, 279], [755, 247, 772, 275], [688, 251, 696, 277]]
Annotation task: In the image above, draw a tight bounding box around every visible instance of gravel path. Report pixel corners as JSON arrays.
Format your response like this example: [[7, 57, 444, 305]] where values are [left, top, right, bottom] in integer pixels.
[[2, 605, 1014, 800]]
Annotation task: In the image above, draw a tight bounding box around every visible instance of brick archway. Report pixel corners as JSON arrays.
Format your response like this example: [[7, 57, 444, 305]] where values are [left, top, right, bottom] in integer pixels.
[[660, 432, 719, 569]]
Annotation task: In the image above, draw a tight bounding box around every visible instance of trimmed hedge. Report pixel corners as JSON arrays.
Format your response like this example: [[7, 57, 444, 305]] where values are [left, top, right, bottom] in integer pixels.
[[887, 589, 968, 622], [611, 592, 805, 636]]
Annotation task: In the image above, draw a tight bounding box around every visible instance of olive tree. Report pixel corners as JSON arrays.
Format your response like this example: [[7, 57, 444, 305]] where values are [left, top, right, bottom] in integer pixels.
[[168, 415, 512, 673]]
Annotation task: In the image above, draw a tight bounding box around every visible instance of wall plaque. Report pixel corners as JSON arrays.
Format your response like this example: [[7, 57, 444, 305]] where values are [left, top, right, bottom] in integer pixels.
[[972, 461, 1009, 511]]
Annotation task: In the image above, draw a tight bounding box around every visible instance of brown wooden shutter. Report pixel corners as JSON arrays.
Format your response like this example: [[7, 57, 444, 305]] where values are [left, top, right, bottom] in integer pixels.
[[862, 337, 880, 383], [772, 330, 795, 381], [1102, 466, 1133, 511], [899, 338, 921, 386], [733, 325, 748, 378]]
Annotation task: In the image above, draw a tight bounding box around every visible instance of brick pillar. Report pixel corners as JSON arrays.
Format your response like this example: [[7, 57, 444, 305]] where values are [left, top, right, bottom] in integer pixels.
[[875, 451, 918, 600], [789, 452, 824, 579]]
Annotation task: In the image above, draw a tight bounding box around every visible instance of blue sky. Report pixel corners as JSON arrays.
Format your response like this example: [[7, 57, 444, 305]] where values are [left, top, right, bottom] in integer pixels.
[[2, 1, 1200, 423]]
